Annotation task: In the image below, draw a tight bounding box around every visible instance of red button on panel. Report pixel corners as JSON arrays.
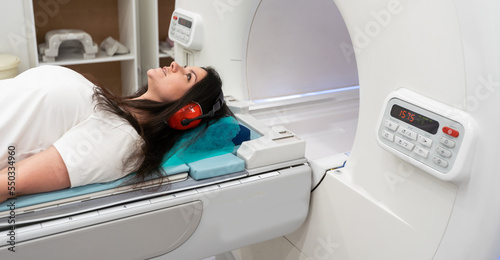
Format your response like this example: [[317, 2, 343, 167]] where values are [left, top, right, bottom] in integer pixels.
[[173, 16, 178, 20], [442, 127, 459, 138]]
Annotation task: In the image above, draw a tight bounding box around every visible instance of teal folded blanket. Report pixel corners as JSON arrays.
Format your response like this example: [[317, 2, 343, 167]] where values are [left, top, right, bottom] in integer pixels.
[[162, 116, 241, 166]]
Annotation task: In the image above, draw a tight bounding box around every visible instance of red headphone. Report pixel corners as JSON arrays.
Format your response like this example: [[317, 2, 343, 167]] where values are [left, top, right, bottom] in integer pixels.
[[166, 91, 225, 130]]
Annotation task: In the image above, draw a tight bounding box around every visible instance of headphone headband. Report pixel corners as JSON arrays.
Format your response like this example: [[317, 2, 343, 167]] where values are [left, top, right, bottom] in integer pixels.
[[181, 91, 224, 126]]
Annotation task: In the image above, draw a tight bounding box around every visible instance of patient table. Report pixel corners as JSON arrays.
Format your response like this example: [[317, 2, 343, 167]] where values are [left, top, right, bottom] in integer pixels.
[[0, 99, 311, 260]]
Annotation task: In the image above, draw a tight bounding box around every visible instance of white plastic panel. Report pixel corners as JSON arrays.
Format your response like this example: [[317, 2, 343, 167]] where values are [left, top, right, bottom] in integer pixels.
[[237, 126, 306, 169], [286, 169, 457, 260], [169, 8, 204, 51], [377, 88, 476, 182], [154, 165, 311, 259], [0, 201, 203, 259]]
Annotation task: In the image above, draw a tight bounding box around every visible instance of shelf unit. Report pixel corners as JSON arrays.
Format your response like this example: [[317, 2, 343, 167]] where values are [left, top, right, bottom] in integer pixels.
[[23, 0, 139, 96], [14, 0, 177, 96]]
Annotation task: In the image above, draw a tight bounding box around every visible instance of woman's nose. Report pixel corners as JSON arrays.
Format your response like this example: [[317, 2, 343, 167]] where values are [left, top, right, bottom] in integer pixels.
[[170, 61, 180, 72], [170, 61, 179, 72]]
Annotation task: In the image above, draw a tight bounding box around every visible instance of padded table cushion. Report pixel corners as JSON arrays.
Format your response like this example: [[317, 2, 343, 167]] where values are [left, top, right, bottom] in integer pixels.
[[188, 153, 245, 180]]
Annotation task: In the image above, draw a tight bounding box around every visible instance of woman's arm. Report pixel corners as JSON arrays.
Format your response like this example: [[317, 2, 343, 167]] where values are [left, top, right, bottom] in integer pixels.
[[0, 146, 71, 203]]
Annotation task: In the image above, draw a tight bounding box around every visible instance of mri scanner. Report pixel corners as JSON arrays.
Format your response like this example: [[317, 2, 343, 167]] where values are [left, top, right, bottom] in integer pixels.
[[1, 0, 500, 259]]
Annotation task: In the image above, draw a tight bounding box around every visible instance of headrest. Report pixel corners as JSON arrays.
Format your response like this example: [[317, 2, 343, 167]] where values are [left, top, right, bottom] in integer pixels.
[[162, 116, 241, 167]]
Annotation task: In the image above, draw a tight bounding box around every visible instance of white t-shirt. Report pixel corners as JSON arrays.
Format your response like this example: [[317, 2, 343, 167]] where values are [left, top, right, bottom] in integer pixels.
[[0, 65, 142, 187]]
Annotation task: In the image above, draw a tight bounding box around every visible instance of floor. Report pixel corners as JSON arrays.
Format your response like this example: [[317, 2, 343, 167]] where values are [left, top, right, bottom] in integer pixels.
[[202, 252, 236, 260]]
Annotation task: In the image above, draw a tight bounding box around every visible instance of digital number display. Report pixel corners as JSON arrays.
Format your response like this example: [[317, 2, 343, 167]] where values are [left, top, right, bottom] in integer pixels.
[[178, 17, 192, 28], [390, 104, 439, 134]]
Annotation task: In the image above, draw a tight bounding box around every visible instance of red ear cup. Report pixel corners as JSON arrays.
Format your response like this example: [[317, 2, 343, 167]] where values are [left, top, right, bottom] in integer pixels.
[[167, 102, 203, 130]]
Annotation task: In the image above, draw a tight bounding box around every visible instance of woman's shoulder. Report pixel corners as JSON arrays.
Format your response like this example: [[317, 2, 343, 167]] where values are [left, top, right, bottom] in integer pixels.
[[18, 65, 92, 86], [4, 65, 95, 102], [21, 65, 83, 77], [90, 111, 142, 140], [0, 65, 96, 126]]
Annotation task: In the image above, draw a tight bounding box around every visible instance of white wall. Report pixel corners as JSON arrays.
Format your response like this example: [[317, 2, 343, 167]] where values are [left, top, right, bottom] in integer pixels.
[[0, 0, 36, 72]]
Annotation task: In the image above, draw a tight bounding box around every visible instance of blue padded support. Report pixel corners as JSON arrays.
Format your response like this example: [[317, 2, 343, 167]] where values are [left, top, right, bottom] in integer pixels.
[[232, 124, 251, 145], [188, 153, 245, 180]]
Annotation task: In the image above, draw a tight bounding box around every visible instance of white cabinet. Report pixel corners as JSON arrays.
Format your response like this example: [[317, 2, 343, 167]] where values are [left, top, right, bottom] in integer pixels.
[[27, 0, 139, 96], [2, 0, 175, 96]]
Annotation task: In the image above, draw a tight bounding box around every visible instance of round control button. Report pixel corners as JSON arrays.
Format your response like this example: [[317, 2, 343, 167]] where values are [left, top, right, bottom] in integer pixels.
[[442, 127, 459, 138]]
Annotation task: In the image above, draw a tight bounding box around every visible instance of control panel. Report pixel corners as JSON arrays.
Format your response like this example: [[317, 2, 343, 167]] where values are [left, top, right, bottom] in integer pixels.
[[377, 89, 475, 181], [169, 9, 203, 51]]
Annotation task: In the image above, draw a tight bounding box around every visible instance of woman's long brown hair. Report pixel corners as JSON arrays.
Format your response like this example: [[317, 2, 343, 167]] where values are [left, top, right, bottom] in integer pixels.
[[90, 67, 231, 184]]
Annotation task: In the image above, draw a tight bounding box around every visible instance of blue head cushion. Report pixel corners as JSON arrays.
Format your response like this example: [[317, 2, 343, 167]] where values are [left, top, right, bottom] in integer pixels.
[[162, 116, 241, 167]]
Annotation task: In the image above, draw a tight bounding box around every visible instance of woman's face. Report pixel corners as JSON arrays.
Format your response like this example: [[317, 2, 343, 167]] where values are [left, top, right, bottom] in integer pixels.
[[145, 61, 207, 102]]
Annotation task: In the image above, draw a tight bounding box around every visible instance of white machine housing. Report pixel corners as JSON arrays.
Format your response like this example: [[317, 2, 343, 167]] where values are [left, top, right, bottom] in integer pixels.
[[181, 0, 499, 260], [3, 0, 498, 259]]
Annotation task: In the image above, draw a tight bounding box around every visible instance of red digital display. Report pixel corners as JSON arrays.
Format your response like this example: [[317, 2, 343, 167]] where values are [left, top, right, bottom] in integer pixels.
[[178, 17, 192, 28], [390, 104, 439, 134]]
